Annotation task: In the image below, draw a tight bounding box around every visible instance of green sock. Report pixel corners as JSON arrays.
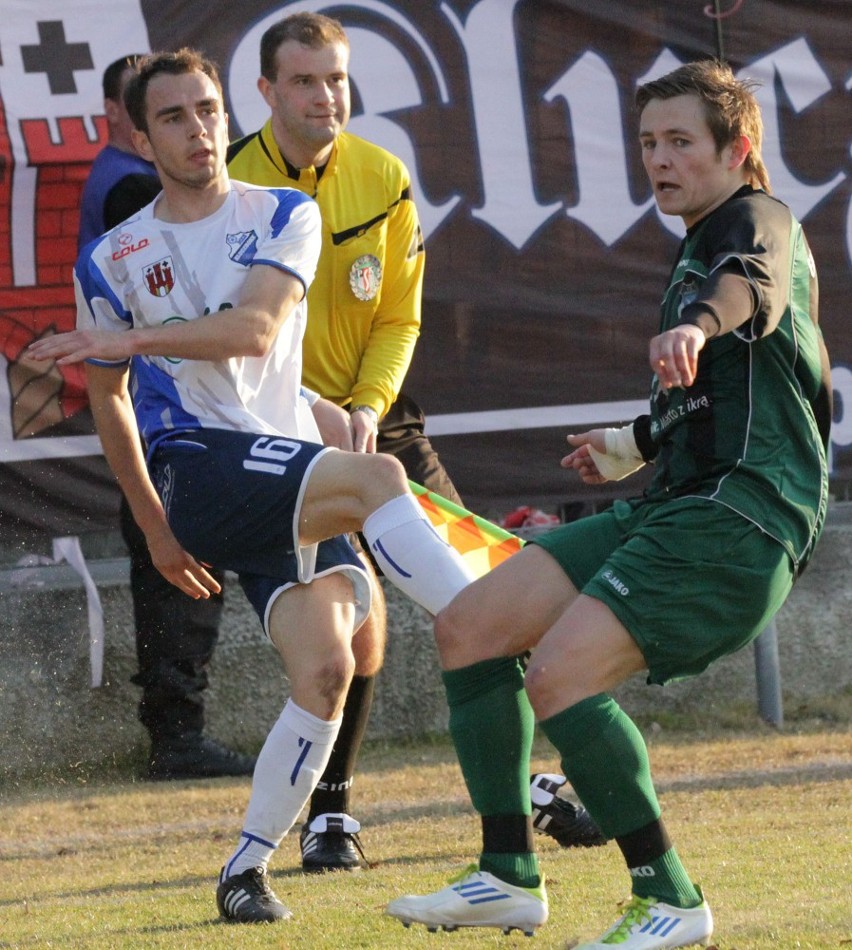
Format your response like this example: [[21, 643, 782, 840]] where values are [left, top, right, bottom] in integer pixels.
[[539, 693, 660, 838], [480, 851, 541, 890], [632, 848, 702, 908], [442, 657, 534, 816], [540, 694, 700, 907], [442, 657, 539, 887]]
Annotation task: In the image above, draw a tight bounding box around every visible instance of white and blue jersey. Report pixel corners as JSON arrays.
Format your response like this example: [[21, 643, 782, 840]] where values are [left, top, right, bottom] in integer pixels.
[[74, 179, 370, 630], [74, 179, 323, 450]]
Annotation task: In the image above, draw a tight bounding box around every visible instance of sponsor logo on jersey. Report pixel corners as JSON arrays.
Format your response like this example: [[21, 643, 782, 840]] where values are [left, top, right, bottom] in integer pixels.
[[111, 233, 149, 261], [349, 254, 382, 301], [143, 257, 175, 297], [226, 230, 258, 266]]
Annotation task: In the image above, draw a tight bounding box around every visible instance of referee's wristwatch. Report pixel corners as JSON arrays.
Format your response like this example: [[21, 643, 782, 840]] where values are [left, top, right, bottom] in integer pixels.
[[350, 404, 378, 425]]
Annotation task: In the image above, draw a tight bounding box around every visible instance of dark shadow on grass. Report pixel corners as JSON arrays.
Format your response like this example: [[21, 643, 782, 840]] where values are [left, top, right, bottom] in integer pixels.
[[352, 760, 852, 831]]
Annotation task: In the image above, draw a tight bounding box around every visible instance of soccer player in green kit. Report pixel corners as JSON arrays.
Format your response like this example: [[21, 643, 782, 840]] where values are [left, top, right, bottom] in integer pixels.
[[387, 60, 831, 949]]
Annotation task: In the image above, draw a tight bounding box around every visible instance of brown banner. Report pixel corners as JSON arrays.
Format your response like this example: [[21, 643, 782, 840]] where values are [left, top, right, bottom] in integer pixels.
[[1, 0, 849, 544]]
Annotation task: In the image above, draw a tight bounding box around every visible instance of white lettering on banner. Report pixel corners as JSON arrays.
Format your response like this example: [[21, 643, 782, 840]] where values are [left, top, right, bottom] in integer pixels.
[[443, 0, 560, 249], [230, 4, 848, 251], [744, 38, 844, 221], [546, 51, 656, 247], [2, 3, 848, 271], [345, 26, 460, 241]]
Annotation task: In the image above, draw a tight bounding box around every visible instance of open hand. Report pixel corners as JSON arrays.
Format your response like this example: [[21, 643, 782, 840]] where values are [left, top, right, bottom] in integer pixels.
[[561, 429, 609, 484], [27, 329, 130, 366], [146, 525, 222, 599]]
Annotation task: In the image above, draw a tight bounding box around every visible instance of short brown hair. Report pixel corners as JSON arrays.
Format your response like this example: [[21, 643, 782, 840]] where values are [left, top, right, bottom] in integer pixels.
[[259, 12, 349, 82], [102, 55, 145, 101], [124, 48, 222, 134], [636, 60, 770, 193]]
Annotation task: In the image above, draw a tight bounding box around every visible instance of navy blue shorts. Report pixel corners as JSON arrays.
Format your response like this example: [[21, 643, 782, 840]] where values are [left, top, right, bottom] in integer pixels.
[[149, 428, 370, 633]]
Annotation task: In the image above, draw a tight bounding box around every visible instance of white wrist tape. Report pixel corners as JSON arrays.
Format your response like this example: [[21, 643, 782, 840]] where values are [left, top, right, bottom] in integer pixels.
[[604, 425, 642, 460], [587, 426, 645, 481]]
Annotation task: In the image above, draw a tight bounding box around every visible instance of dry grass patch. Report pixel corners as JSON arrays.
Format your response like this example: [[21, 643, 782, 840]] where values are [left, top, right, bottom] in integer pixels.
[[1, 718, 849, 949]]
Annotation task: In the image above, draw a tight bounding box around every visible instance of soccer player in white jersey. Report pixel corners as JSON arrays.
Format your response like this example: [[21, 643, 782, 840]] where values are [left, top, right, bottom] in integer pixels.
[[28, 48, 474, 925]]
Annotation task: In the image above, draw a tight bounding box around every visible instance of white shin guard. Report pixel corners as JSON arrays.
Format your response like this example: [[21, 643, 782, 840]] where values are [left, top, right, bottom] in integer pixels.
[[363, 494, 474, 615]]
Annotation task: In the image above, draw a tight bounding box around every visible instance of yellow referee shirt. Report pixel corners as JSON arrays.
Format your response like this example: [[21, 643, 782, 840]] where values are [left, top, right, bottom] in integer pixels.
[[228, 120, 424, 419]]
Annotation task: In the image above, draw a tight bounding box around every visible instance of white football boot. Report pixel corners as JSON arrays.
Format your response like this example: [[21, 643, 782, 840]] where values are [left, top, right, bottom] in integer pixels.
[[576, 889, 713, 948], [386, 863, 548, 936]]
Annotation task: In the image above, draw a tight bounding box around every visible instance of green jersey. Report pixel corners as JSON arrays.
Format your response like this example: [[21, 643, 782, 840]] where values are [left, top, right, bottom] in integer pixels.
[[642, 187, 830, 572]]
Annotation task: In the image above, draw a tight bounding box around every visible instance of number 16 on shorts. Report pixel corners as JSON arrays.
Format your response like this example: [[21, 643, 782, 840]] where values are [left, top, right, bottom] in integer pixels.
[[243, 436, 303, 475]]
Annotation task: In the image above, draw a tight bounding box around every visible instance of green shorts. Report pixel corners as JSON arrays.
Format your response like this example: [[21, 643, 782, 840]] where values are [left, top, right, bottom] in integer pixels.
[[532, 497, 795, 685]]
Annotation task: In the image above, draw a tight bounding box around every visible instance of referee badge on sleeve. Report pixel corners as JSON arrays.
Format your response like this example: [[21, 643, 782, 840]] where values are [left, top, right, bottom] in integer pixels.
[[349, 254, 382, 301]]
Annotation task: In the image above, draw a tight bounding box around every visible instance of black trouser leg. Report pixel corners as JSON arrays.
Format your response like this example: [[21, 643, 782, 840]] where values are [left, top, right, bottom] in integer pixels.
[[121, 494, 225, 743], [377, 392, 462, 506]]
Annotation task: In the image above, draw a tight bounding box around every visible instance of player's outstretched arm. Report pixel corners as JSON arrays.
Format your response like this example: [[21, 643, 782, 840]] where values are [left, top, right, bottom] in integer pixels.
[[26, 327, 134, 365], [649, 323, 706, 390], [27, 267, 307, 366], [85, 363, 221, 600]]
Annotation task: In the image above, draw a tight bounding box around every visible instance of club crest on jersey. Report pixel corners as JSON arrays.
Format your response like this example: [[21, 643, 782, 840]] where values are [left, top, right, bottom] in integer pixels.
[[226, 230, 259, 266], [349, 254, 382, 301], [143, 258, 175, 297], [677, 278, 699, 319]]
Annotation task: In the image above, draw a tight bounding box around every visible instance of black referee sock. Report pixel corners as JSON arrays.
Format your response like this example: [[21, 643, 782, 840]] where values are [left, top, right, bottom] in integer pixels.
[[307, 675, 375, 820]]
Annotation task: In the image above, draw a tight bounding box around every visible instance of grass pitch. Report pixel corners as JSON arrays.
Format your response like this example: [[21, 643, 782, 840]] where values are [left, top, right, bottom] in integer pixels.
[[1, 708, 849, 949]]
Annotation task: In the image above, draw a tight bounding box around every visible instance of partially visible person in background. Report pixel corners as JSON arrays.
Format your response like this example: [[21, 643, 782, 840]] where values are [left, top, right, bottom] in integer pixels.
[[78, 54, 254, 782], [79, 56, 160, 247]]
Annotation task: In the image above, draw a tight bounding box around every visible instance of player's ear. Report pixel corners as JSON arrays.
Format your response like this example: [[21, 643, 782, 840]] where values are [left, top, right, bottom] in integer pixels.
[[104, 97, 121, 125], [258, 75, 275, 108], [131, 127, 153, 161], [727, 134, 751, 171]]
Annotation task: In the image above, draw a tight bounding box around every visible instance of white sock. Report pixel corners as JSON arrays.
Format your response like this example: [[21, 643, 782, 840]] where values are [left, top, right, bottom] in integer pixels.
[[222, 700, 341, 880], [362, 494, 475, 615]]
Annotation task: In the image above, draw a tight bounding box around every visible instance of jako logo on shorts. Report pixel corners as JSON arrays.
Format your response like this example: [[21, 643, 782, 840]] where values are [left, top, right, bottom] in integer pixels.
[[602, 569, 629, 596]]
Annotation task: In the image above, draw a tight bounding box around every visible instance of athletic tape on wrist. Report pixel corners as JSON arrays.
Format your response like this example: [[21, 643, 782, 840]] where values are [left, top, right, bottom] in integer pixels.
[[588, 426, 645, 481], [588, 445, 645, 481], [603, 425, 642, 460]]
